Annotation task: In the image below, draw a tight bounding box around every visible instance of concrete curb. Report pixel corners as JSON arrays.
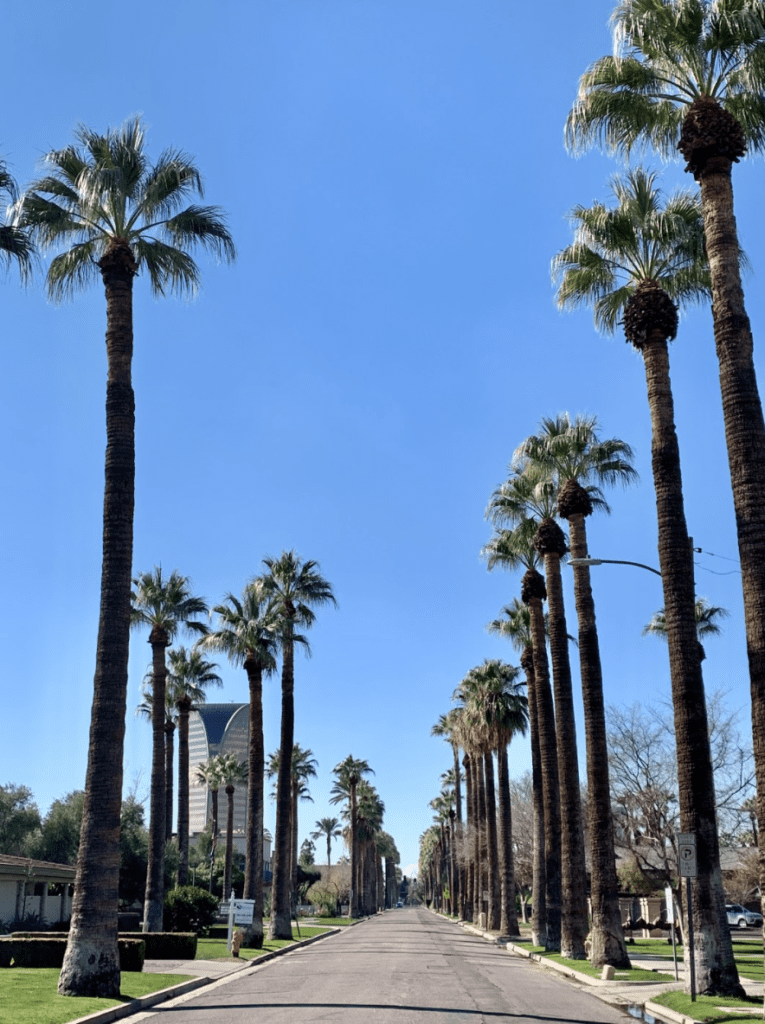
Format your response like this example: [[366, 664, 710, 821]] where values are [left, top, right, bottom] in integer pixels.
[[506, 941, 675, 988], [65, 925, 345, 1024]]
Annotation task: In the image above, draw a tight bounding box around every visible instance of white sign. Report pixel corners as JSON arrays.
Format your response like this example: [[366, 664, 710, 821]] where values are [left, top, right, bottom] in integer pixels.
[[664, 886, 675, 924], [677, 833, 697, 878], [220, 899, 255, 924]]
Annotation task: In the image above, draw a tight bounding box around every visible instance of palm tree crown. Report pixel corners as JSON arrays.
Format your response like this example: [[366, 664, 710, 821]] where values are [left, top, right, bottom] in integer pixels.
[[553, 167, 710, 338], [131, 567, 209, 642], [1, 157, 34, 281], [566, 0, 765, 160], [15, 116, 235, 300]]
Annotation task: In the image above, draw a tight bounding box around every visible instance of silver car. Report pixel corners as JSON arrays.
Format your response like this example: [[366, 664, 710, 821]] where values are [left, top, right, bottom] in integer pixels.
[[725, 903, 763, 929]]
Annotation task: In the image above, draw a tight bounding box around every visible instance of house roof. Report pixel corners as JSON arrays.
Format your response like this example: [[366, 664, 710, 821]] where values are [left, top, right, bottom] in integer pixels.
[[0, 854, 76, 882]]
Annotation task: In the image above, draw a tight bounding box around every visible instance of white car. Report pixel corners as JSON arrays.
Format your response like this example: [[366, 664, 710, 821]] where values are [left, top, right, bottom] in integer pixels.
[[725, 903, 763, 929]]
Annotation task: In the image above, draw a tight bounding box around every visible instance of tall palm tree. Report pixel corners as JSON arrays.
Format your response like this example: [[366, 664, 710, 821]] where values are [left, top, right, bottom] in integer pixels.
[[217, 753, 248, 900], [1, 156, 34, 281], [483, 528, 559, 948], [135, 672, 177, 843], [487, 471, 588, 957], [554, 166, 741, 995], [193, 757, 223, 889], [197, 584, 277, 948], [14, 118, 234, 997], [166, 646, 222, 886], [487, 600, 547, 947], [131, 567, 208, 932], [310, 817, 343, 871], [460, 659, 528, 936], [257, 551, 336, 939], [431, 710, 463, 915], [566, 4, 765, 937], [331, 755, 374, 918], [267, 743, 318, 903], [514, 413, 636, 968]]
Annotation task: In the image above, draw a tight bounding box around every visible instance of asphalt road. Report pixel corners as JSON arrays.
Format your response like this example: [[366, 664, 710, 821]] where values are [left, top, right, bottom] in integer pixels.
[[130, 908, 637, 1024]]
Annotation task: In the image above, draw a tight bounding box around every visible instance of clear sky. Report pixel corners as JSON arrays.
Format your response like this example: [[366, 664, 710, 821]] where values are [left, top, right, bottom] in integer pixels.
[[2, 0, 761, 878]]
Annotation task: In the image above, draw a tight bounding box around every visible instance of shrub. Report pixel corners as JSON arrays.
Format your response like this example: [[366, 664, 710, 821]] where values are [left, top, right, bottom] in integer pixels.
[[0, 939, 12, 967], [119, 938, 145, 972], [164, 886, 219, 934], [120, 932, 197, 959], [12, 938, 67, 968]]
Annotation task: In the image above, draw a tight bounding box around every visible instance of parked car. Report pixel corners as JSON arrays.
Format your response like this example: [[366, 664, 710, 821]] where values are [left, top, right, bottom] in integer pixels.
[[725, 904, 763, 929]]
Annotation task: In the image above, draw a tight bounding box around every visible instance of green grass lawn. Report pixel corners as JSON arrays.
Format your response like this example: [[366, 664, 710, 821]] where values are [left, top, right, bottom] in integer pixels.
[[0, 968, 193, 1024], [510, 940, 674, 982], [196, 926, 331, 961], [653, 989, 764, 1024]]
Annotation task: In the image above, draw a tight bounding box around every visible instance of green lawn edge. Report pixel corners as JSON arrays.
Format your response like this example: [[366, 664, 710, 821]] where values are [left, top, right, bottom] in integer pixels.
[[0, 969, 194, 1024], [652, 989, 764, 1024], [196, 925, 332, 961], [510, 940, 674, 982]]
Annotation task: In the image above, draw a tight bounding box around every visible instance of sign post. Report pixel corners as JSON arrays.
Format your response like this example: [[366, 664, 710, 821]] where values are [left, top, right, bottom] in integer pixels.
[[665, 885, 679, 981], [677, 833, 697, 1001]]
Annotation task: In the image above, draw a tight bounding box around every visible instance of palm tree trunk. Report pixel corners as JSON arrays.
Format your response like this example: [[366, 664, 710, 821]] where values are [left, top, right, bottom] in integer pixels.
[[540, 544, 588, 959], [224, 785, 235, 898], [497, 743, 520, 937], [641, 333, 741, 997], [522, 644, 547, 947], [210, 787, 220, 892], [143, 628, 169, 932], [291, 781, 299, 907], [58, 243, 136, 999], [165, 719, 175, 843], [242, 659, 265, 946], [697, 159, 765, 931], [524, 574, 562, 951], [475, 756, 488, 926], [177, 700, 191, 887], [270, 639, 294, 939], [483, 750, 501, 931], [567, 511, 630, 968]]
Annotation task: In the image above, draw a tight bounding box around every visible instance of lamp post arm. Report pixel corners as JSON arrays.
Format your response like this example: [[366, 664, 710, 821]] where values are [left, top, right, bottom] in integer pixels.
[[568, 557, 662, 577]]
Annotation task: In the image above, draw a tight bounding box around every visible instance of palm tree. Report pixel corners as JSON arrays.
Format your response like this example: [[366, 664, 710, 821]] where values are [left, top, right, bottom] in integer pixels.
[[515, 413, 636, 968], [554, 166, 741, 996], [311, 817, 343, 872], [217, 754, 248, 900], [643, 597, 730, 663], [566, 5, 765, 940], [197, 584, 277, 948], [193, 757, 224, 888], [431, 711, 463, 915], [267, 743, 318, 903], [331, 755, 374, 918], [257, 551, 336, 939], [487, 600, 547, 946], [14, 118, 234, 997], [166, 647, 222, 886], [0, 156, 34, 281], [487, 469, 588, 957], [131, 567, 208, 932], [460, 659, 528, 937], [483, 526, 559, 948], [135, 672, 177, 844]]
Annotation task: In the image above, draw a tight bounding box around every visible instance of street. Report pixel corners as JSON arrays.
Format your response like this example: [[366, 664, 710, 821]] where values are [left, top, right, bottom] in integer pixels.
[[130, 908, 637, 1023]]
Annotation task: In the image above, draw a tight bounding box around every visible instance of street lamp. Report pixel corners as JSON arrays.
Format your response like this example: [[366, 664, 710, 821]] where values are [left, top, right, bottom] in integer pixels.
[[567, 556, 662, 577]]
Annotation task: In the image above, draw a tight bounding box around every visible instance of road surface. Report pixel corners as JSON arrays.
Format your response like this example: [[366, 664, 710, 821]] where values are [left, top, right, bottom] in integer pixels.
[[132, 908, 637, 1023]]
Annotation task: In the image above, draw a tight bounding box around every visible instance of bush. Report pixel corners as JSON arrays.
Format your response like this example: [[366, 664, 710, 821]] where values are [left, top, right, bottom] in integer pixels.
[[119, 938, 145, 972], [12, 938, 67, 968], [120, 932, 197, 959], [164, 886, 219, 934], [0, 939, 12, 967]]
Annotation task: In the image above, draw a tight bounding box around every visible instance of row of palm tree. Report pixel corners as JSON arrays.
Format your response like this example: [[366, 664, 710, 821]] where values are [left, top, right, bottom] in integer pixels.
[[554, 0, 765, 996], [193, 753, 248, 898], [426, 659, 528, 935]]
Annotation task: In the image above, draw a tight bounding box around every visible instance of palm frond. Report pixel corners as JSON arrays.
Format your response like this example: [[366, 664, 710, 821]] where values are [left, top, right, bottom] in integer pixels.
[[163, 205, 236, 263], [132, 237, 200, 297], [47, 243, 101, 302]]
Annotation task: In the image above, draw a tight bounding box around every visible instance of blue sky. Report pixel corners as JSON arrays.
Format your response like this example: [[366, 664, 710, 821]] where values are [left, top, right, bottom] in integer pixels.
[[2, 0, 761, 877]]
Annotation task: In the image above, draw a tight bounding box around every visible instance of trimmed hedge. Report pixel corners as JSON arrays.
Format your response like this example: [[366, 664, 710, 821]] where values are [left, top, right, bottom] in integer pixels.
[[0, 939, 12, 968], [9, 936, 146, 971], [119, 932, 197, 959]]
